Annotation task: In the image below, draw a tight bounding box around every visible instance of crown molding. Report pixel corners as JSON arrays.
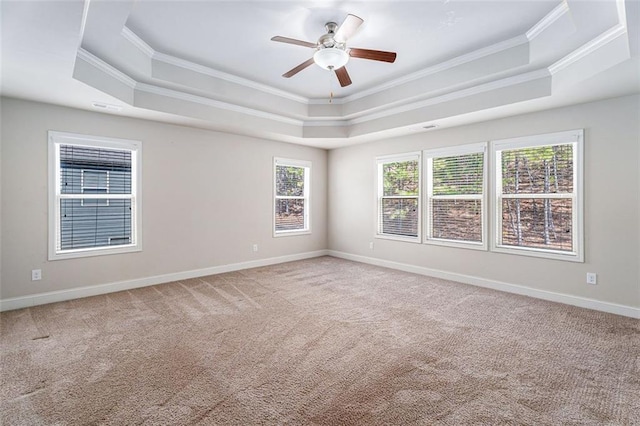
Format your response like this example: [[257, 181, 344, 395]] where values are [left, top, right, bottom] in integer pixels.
[[120, 26, 531, 107], [77, 48, 136, 89], [78, 0, 91, 50], [121, 26, 154, 57], [151, 52, 309, 104], [120, 26, 308, 104], [303, 120, 349, 127], [616, 0, 627, 28], [135, 83, 304, 126], [526, 0, 569, 41], [308, 97, 347, 105], [341, 34, 530, 103], [548, 24, 627, 74], [349, 69, 550, 125]]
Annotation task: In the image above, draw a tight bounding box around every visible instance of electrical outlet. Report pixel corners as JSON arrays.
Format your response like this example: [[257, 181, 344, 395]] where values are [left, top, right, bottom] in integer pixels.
[[369, 242, 374, 250], [32, 269, 42, 281], [586, 272, 597, 285], [252, 244, 258, 252]]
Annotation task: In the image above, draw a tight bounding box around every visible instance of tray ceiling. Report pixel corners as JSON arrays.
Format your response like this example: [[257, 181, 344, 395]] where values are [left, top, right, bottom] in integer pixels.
[[1, 0, 638, 148], [124, 0, 555, 99]]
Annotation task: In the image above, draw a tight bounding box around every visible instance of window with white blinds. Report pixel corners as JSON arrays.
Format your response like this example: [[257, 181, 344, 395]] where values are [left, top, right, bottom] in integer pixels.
[[274, 158, 311, 236], [492, 129, 583, 261], [49, 131, 142, 260], [425, 143, 486, 249], [376, 153, 421, 241]]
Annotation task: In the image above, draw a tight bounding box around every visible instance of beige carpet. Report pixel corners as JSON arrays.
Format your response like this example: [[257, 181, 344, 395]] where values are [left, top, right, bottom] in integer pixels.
[[1, 256, 638, 425]]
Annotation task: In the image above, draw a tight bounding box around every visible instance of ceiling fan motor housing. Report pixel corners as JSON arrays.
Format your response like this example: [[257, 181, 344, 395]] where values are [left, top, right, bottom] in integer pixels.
[[319, 22, 339, 48], [325, 22, 338, 33]]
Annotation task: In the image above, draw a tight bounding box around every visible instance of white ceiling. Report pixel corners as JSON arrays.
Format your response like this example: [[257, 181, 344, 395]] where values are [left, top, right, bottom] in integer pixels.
[[1, 0, 639, 149], [124, 0, 556, 98]]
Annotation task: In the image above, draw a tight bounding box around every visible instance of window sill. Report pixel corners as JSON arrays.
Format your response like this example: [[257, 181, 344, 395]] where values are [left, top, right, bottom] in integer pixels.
[[492, 244, 583, 262], [423, 238, 487, 251], [274, 230, 311, 238], [49, 244, 142, 261], [375, 234, 421, 244]]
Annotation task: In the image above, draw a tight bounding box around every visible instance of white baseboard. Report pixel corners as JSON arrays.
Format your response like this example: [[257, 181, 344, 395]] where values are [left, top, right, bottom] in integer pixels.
[[0, 250, 329, 312], [328, 250, 640, 319], [4, 249, 637, 319]]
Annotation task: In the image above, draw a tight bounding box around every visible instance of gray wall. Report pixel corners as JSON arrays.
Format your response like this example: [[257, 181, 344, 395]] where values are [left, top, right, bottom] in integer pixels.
[[2, 95, 638, 310], [328, 94, 640, 308], [0, 98, 327, 299]]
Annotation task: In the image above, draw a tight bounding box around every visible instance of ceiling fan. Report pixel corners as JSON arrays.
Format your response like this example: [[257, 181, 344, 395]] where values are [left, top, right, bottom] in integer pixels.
[[271, 14, 397, 88]]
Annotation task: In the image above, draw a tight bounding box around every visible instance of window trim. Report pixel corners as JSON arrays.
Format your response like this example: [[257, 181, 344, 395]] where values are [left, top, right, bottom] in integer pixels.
[[273, 157, 311, 237], [375, 152, 422, 243], [490, 129, 584, 262], [423, 142, 488, 251], [48, 131, 142, 260]]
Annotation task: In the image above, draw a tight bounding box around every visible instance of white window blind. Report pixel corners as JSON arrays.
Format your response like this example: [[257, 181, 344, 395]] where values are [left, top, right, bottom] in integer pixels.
[[425, 143, 486, 248], [493, 130, 583, 261], [49, 132, 142, 260], [274, 158, 311, 235], [377, 153, 421, 240], [81, 169, 110, 206]]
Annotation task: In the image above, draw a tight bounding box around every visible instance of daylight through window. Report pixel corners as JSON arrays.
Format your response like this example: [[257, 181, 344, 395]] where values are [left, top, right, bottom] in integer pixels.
[[425, 144, 486, 248], [493, 130, 583, 261], [274, 158, 311, 235], [377, 153, 421, 240], [374, 130, 582, 261]]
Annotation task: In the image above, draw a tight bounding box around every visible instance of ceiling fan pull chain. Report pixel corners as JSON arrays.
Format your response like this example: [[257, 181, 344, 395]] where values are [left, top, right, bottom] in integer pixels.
[[328, 71, 335, 104]]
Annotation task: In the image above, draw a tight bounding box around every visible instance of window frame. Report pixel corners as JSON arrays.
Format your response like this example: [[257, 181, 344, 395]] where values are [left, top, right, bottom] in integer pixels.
[[48, 131, 142, 260], [375, 152, 422, 243], [423, 143, 488, 250], [273, 157, 311, 237], [490, 129, 584, 262]]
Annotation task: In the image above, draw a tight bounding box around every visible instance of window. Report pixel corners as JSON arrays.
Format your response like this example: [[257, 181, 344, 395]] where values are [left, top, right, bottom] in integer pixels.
[[274, 158, 311, 236], [376, 153, 421, 241], [424, 143, 487, 249], [492, 129, 583, 261], [49, 131, 142, 260]]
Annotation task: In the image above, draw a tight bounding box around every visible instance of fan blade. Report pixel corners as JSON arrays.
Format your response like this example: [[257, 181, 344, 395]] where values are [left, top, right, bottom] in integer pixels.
[[335, 67, 352, 87], [334, 14, 364, 43], [349, 48, 397, 63], [271, 36, 317, 48], [282, 58, 315, 78]]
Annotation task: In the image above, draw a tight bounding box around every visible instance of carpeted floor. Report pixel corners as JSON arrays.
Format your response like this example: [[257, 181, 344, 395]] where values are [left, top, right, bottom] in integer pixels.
[[1, 256, 638, 425]]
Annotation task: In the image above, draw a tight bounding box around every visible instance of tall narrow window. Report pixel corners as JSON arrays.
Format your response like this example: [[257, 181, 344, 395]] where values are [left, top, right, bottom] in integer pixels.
[[492, 130, 583, 261], [274, 158, 311, 236], [49, 131, 142, 260], [425, 143, 487, 249], [376, 153, 421, 241]]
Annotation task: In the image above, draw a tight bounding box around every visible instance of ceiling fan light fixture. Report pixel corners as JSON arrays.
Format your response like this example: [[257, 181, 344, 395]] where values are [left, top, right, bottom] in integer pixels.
[[313, 47, 349, 70]]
